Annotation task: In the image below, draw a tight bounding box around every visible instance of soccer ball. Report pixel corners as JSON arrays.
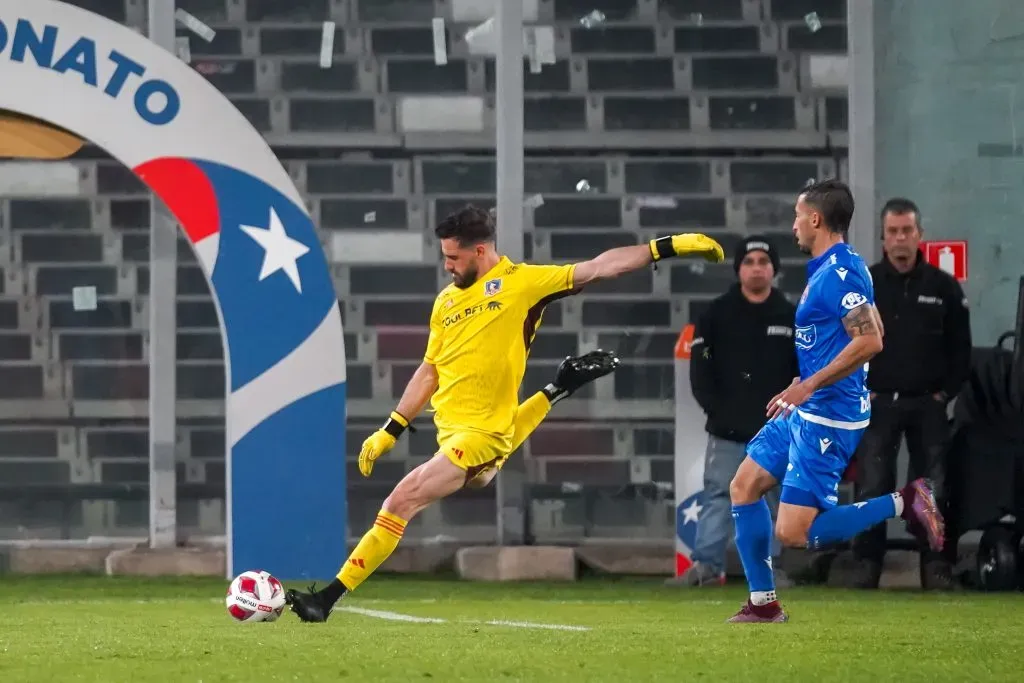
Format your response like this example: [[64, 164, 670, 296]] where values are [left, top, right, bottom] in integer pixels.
[[225, 570, 286, 622]]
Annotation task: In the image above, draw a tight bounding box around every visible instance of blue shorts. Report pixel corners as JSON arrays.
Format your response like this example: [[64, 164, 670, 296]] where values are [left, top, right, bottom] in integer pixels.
[[747, 410, 865, 510]]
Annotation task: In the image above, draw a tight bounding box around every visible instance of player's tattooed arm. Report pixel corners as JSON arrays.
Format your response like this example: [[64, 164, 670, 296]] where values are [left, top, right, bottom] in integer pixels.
[[804, 304, 883, 392], [842, 303, 882, 338]]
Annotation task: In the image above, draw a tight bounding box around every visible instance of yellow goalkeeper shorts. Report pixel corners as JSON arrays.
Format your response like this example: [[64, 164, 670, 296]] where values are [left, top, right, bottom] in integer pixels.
[[436, 429, 512, 478]]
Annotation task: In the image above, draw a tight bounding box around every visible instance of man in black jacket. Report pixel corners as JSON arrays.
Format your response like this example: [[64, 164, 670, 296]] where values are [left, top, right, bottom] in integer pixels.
[[850, 197, 972, 589], [673, 236, 800, 586]]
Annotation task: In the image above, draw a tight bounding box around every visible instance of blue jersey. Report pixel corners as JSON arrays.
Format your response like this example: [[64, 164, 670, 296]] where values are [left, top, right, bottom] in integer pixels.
[[794, 242, 874, 427]]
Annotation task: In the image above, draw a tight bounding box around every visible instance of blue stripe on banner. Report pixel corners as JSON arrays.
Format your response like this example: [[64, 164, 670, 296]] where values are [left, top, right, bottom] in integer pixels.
[[231, 382, 347, 580]]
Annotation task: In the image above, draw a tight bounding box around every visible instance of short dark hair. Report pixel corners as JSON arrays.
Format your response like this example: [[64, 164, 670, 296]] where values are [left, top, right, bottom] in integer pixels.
[[801, 179, 855, 235], [434, 204, 496, 246], [880, 197, 921, 226]]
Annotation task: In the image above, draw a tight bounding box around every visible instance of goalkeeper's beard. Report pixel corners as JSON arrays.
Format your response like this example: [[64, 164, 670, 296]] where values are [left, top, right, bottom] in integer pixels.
[[452, 264, 479, 289]]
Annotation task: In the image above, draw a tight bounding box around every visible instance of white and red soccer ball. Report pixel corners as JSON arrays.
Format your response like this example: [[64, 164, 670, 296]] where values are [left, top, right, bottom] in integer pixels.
[[226, 570, 286, 622]]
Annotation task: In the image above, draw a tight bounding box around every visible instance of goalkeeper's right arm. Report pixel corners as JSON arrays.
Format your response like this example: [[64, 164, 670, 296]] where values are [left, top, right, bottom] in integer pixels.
[[358, 362, 438, 477], [571, 233, 725, 287], [393, 362, 438, 427]]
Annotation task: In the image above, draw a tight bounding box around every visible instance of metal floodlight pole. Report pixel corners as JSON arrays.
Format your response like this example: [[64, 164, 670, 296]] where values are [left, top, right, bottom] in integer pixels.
[[147, 0, 179, 549], [494, 0, 525, 547], [846, 0, 878, 265]]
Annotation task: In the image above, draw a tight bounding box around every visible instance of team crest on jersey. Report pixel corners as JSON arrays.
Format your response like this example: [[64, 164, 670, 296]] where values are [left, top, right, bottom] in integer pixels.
[[794, 324, 817, 350], [841, 292, 868, 310], [444, 298, 454, 309], [484, 278, 502, 296]]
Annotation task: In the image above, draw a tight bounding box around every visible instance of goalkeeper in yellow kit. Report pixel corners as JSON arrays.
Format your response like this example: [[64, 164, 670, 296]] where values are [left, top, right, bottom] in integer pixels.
[[286, 205, 724, 621]]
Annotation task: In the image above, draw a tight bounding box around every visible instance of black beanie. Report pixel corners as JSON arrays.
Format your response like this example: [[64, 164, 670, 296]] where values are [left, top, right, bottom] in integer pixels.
[[734, 235, 780, 274]]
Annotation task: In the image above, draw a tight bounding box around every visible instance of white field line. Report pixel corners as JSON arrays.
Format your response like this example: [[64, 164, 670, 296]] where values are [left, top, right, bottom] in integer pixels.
[[336, 606, 445, 623], [337, 605, 591, 631], [474, 619, 590, 632]]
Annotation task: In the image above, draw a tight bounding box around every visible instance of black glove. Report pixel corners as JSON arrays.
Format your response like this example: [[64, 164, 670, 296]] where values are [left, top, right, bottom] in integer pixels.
[[543, 350, 620, 405]]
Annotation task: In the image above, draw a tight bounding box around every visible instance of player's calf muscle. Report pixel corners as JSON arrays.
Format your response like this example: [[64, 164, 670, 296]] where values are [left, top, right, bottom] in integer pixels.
[[775, 506, 817, 547], [383, 454, 464, 520], [775, 527, 809, 548]]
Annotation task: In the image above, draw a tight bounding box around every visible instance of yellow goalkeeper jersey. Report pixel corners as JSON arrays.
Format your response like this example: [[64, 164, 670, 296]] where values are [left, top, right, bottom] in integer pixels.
[[423, 257, 577, 439]]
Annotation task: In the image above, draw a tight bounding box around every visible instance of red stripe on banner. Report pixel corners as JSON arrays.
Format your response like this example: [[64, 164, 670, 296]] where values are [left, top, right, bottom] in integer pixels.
[[133, 157, 220, 244], [675, 552, 692, 577]]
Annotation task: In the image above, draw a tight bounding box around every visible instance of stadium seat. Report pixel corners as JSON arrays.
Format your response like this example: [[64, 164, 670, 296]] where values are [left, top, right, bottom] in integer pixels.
[[530, 425, 615, 458], [192, 27, 244, 57], [545, 460, 630, 485], [246, 0, 331, 22], [177, 0, 229, 23], [55, 331, 144, 361], [346, 364, 374, 399], [376, 330, 429, 360], [0, 300, 20, 330], [47, 299, 133, 329], [0, 459, 70, 484], [527, 332, 579, 359], [0, 332, 35, 361], [18, 233, 104, 263], [82, 426, 149, 459]]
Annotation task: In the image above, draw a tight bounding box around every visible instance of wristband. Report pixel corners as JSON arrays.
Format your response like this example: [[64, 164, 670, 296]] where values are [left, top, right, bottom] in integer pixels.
[[542, 382, 569, 406], [383, 411, 411, 439], [649, 236, 675, 262]]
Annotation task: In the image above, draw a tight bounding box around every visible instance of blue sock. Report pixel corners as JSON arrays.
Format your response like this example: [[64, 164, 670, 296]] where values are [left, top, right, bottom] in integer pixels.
[[732, 498, 775, 597], [807, 494, 899, 550]]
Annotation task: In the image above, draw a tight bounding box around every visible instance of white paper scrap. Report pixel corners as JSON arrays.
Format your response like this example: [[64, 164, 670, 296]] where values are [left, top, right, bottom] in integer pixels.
[[319, 22, 336, 69], [174, 8, 216, 43], [431, 18, 448, 65], [72, 286, 98, 312]]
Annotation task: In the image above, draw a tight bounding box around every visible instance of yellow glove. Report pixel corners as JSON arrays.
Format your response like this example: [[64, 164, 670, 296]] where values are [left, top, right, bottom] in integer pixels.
[[358, 411, 409, 477], [649, 233, 725, 264]]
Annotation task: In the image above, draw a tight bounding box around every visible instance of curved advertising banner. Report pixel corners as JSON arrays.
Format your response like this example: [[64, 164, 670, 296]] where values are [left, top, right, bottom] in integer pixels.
[[0, 0, 347, 580]]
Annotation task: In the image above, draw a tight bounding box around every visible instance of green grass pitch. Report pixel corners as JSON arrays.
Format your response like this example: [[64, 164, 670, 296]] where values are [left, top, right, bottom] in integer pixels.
[[1, 575, 1021, 682]]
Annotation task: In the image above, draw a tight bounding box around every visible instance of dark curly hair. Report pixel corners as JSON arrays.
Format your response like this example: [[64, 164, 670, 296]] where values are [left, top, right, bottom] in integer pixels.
[[434, 204, 496, 247]]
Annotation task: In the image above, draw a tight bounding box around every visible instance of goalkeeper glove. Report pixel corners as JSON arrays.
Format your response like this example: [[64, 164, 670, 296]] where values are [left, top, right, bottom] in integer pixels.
[[649, 234, 725, 264], [358, 411, 410, 478]]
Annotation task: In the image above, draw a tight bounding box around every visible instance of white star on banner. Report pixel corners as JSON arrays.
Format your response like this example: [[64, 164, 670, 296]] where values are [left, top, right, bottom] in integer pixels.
[[682, 499, 702, 525], [240, 208, 310, 293]]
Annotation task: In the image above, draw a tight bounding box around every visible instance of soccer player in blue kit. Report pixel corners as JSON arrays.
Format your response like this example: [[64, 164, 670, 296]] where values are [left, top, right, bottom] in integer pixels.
[[726, 180, 945, 623]]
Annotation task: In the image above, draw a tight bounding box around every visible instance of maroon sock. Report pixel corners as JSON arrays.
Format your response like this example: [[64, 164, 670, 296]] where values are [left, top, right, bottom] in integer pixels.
[[898, 484, 916, 521]]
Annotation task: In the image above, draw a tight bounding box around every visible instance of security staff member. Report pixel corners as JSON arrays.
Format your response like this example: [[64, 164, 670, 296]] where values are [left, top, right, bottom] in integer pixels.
[[851, 197, 972, 590], [672, 236, 799, 586]]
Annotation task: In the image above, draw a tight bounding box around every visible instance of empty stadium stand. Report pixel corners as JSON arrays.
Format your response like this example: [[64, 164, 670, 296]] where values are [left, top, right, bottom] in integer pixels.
[[0, 0, 848, 541]]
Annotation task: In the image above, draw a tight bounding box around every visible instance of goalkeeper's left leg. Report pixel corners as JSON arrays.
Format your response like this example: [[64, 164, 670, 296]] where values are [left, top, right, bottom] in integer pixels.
[[467, 350, 619, 489], [464, 391, 550, 489]]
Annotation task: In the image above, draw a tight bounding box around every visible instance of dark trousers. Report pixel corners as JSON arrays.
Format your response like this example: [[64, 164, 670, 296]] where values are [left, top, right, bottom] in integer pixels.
[[851, 394, 951, 563]]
